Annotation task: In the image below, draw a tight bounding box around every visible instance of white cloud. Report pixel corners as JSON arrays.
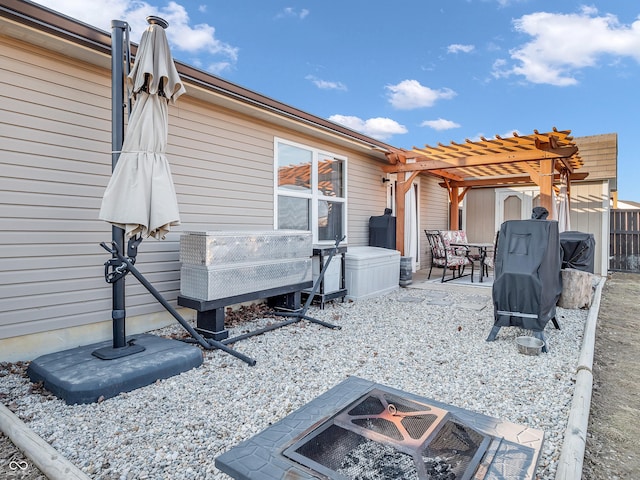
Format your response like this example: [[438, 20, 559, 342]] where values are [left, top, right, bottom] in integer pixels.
[[305, 75, 347, 91], [329, 115, 408, 141], [208, 62, 233, 75], [421, 118, 461, 131], [32, 0, 238, 71], [386, 80, 456, 110], [495, 0, 528, 7], [447, 44, 475, 54], [494, 7, 640, 86], [276, 7, 309, 20], [32, 0, 129, 28]]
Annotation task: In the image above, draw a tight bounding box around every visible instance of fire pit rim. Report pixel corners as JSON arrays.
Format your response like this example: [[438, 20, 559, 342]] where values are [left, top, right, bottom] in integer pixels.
[[215, 376, 546, 480]]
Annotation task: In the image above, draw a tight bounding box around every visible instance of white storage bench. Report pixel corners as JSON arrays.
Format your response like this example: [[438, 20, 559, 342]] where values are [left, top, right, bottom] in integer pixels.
[[345, 246, 400, 300]]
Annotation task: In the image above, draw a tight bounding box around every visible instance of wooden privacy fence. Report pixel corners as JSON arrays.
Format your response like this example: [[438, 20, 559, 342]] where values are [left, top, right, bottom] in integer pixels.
[[610, 210, 640, 273]]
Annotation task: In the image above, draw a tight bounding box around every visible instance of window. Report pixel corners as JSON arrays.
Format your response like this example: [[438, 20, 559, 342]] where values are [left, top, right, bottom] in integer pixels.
[[275, 139, 346, 244]]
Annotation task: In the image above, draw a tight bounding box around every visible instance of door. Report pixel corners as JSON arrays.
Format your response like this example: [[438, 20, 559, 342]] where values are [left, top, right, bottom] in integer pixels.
[[387, 176, 420, 271], [495, 188, 539, 231]]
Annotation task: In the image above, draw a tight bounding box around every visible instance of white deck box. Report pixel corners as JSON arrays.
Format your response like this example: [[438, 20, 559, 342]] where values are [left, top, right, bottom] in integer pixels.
[[344, 247, 400, 300]]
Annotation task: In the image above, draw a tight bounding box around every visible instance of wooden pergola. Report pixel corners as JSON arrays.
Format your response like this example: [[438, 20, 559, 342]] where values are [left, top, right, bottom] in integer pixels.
[[382, 128, 587, 255]]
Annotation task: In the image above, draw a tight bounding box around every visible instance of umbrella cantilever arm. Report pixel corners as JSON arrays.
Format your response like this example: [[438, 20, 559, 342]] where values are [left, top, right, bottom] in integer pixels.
[[99, 242, 257, 366]]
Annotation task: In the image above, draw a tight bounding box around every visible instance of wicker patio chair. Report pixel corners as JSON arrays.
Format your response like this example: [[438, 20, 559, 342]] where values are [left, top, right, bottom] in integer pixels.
[[424, 229, 474, 282]]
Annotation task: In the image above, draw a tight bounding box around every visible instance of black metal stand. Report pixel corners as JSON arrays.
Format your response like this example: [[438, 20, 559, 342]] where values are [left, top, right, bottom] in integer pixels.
[[302, 246, 348, 308], [271, 236, 345, 325], [220, 236, 345, 345], [92, 337, 145, 360], [178, 283, 310, 341]]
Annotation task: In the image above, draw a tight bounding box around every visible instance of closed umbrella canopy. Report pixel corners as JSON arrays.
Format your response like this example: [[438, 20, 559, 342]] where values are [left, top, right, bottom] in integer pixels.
[[557, 171, 571, 233], [99, 19, 185, 239]]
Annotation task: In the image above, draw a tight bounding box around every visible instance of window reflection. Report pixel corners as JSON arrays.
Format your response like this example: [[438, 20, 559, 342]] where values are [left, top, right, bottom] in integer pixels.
[[278, 144, 312, 192], [318, 156, 344, 197], [318, 200, 343, 241]]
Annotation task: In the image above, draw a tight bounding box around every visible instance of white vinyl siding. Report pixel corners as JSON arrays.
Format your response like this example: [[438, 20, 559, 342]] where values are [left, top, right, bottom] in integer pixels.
[[344, 154, 389, 246], [1, 35, 114, 339], [463, 188, 497, 243], [0, 34, 393, 345]]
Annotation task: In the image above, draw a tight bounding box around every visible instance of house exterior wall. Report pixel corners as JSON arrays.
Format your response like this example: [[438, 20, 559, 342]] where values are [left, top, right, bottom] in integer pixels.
[[463, 188, 496, 243], [0, 33, 391, 360], [1, 34, 116, 345]]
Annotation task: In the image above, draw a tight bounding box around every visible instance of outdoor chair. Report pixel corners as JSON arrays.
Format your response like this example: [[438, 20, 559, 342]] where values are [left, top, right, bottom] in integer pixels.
[[424, 229, 474, 282], [440, 230, 482, 262], [481, 230, 500, 277]]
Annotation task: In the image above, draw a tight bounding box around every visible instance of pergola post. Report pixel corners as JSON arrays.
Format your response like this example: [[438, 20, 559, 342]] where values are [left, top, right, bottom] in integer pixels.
[[394, 171, 419, 255], [539, 158, 554, 215], [395, 172, 406, 255], [449, 185, 460, 230]]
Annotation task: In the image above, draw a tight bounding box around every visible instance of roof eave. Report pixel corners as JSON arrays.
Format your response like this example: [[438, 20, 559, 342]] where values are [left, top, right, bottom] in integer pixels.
[[1, 0, 397, 160]]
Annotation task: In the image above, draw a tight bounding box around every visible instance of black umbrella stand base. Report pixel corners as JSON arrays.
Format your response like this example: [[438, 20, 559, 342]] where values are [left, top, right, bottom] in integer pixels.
[[26, 333, 203, 405], [92, 341, 146, 360]]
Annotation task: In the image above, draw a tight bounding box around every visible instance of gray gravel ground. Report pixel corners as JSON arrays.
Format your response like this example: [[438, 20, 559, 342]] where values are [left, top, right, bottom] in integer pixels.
[[0, 283, 588, 479]]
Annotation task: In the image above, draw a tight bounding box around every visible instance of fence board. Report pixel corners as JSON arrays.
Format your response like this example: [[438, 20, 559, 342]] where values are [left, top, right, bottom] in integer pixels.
[[610, 210, 640, 272]]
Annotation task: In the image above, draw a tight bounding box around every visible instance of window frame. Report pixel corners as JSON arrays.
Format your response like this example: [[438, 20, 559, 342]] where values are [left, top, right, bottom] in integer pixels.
[[274, 137, 347, 245]]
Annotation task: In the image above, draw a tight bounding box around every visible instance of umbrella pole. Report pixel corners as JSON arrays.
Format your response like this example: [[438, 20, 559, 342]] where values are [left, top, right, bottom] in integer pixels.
[[93, 20, 144, 360], [111, 20, 127, 351]]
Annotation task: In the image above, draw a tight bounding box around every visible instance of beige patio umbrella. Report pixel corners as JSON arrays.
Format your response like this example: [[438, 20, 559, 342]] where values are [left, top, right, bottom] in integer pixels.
[[99, 17, 185, 239], [557, 171, 571, 233]]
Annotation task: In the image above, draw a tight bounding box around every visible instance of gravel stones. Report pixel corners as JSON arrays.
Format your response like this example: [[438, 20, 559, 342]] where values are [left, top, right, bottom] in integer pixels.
[[0, 286, 587, 480]]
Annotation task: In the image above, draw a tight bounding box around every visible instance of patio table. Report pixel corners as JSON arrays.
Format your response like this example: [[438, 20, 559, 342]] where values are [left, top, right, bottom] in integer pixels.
[[451, 242, 494, 282]]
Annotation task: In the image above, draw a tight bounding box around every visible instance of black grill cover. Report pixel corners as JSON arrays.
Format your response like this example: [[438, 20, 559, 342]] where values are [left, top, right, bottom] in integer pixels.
[[492, 220, 562, 332], [560, 231, 595, 273], [369, 209, 396, 249]]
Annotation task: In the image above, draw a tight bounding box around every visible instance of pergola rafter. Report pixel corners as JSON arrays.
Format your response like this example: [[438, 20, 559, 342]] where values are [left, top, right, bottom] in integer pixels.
[[383, 128, 586, 255]]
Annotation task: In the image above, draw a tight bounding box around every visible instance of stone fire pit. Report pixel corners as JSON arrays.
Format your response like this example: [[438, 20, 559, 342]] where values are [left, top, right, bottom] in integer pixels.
[[215, 376, 544, 479]]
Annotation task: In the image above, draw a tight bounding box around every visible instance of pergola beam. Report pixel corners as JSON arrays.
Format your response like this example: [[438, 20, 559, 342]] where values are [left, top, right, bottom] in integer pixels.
[[381, 146, 577, 174], [428, 169, 465, 181], [437, 172, 588, 188]]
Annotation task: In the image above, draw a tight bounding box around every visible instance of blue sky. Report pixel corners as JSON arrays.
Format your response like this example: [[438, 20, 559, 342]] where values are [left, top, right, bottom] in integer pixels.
[[35, 0, 640, 201]]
